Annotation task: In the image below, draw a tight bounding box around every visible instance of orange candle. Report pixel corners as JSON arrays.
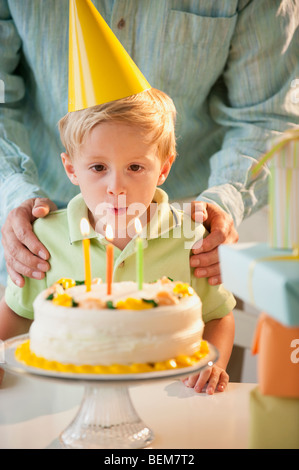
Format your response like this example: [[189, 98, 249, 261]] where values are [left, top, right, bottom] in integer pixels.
[[80, 218, 92, 292], [106, 224, 114, 295]]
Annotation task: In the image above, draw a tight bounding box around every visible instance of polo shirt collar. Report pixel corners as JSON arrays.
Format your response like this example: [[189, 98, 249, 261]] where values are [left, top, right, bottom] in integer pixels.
[[67, 193, 98, 243], [147, 188, 181, 239], [67, 189, 181, 244]]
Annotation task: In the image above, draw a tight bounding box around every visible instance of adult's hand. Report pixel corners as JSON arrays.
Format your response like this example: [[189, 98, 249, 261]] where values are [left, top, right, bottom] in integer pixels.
[[190, 202, 239, 285], [1, 198, 57, 287]]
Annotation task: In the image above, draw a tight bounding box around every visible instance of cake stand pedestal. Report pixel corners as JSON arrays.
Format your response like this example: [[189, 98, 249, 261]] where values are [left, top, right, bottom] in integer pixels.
[[60, 384, 153, 449], [3, 335, 218, 449]]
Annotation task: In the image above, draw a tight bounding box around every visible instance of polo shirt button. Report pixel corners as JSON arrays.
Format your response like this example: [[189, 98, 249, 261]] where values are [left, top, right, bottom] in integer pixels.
[[117, 18, 126, 29], [119, 261, 125, 267]]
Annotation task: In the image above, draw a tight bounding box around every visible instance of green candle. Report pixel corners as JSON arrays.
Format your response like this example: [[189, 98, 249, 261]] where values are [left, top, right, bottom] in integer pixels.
[[135, 218, 143, 290]]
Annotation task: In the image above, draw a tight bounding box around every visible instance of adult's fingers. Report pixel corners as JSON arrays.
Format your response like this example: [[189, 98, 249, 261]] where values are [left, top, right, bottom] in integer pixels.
[[2, 210, 50, 262], [190, 246, 219, 268], [32, 197, 57, 218], [11, 212, 49, 260], [190, 246, 222, 285], [5, 254, 47, 287], [190, 201, 208, 224], [192, 227, 231, 255], [192, 203, 238, 254], [1, 199, 53, 286], [190, 203, 238, 284], [193, 263, 222, 286]]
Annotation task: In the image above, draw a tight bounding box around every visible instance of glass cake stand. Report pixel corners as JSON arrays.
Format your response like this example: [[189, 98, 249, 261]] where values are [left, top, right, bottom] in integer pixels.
[[3, 335, 218, 449]]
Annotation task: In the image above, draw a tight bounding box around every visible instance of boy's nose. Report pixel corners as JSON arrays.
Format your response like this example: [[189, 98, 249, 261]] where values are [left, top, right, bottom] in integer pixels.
[[107, 173, 126, 196]]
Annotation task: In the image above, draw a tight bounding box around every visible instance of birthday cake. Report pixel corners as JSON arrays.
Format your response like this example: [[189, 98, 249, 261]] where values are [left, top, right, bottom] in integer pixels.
[[16, 277, 208, 373]]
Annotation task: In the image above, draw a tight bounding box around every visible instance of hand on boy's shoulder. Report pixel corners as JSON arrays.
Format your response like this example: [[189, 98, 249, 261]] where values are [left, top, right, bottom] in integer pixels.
[[1, 197, 57, 288], [190, 201, 208, 225], [31, 198, 58, 219], [190, 202, 238, 285]]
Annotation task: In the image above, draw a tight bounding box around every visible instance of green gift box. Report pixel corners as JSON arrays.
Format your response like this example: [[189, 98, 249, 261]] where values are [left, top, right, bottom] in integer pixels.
[[249, 387, 299, 449]]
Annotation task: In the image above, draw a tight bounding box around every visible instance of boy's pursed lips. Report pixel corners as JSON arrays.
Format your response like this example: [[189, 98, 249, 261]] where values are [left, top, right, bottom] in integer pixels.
[[109, 207, 127, 215]]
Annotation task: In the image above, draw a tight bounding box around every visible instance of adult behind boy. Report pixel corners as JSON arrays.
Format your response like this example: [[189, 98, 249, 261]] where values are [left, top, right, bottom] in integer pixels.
[[0, 88, 236, 393], [2, 1, 298, 289]]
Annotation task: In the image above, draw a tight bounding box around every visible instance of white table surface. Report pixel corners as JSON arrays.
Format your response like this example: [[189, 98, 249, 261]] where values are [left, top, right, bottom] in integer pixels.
[[0, 370, 255, 449]]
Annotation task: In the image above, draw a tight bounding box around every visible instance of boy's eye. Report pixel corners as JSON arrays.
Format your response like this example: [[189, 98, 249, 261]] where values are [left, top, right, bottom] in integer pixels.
[[129, 164, 142, 172], [92, 164, 105, 172]]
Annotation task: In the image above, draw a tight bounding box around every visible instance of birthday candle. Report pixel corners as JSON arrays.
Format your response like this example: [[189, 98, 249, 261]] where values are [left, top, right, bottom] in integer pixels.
[[135, 218, 143, 290], [80, 218, 92, 292], [106, 224, 114, 295]]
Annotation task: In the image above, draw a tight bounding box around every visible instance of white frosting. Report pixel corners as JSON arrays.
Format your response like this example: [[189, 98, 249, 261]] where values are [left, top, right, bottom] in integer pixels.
[[30, 281, 204, 365]]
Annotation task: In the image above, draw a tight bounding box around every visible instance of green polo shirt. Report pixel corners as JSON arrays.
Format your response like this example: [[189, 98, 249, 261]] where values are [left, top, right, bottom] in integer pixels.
[[5, 189, 235, 322]]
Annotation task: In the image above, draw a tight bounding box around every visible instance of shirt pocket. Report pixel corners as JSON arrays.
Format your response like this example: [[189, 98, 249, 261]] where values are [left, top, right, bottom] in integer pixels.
[[158, 10, 237, 101]]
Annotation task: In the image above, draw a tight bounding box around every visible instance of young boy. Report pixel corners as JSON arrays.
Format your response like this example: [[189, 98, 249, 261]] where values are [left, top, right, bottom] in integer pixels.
[[0, 88, 235, 393]]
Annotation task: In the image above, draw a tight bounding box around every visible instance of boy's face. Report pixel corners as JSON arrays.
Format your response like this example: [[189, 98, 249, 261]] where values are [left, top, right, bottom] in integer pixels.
[[62, 121, 173, 238]]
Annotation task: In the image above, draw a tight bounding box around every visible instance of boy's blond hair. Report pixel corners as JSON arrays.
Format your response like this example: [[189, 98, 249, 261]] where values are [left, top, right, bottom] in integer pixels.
[[58, 88, 176, 162]]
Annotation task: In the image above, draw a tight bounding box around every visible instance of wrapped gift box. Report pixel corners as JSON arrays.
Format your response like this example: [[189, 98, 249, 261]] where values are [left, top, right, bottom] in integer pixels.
[[252, 129, 299, 250], [252, 313, 299, 398], [249, 387, 299, 449], [219, 242, 299, 327]]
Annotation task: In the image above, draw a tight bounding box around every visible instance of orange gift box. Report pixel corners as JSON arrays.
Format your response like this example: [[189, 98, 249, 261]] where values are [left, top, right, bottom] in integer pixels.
[[252, 313, 299, 398]]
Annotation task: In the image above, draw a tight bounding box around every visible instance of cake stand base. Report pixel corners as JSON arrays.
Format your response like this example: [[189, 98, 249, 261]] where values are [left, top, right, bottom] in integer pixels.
[[59, 384, 154, 449], [4, 335, 219, 450]]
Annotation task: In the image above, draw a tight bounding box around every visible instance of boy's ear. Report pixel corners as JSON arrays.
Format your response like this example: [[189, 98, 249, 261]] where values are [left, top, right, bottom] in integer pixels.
[[157, 154, 175, 186], [61, 152, 79, 185]]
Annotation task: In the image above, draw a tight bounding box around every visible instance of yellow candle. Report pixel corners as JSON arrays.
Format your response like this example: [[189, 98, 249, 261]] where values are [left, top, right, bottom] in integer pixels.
[[135, 218, 143, 290], [80, 218, 92, 292], [106, 224, 114, 295]]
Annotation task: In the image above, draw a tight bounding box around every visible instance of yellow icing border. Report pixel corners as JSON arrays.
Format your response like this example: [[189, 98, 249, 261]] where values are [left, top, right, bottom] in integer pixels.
[[15, 340, 209, 374]]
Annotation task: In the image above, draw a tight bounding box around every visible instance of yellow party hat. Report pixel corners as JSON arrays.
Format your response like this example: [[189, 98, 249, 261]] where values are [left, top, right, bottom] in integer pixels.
[[68, 0, 151, 112]]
